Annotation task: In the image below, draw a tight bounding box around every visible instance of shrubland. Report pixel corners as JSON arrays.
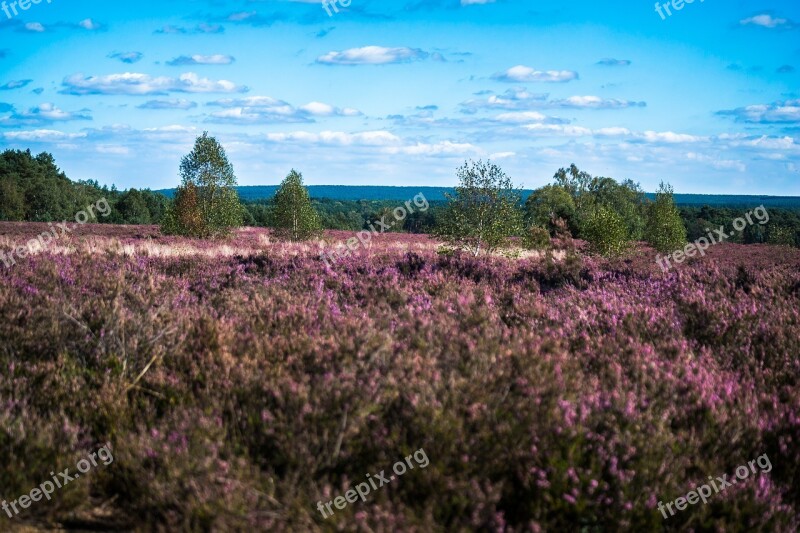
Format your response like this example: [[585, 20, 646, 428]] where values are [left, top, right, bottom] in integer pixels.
[[0, 224, 798, 531]]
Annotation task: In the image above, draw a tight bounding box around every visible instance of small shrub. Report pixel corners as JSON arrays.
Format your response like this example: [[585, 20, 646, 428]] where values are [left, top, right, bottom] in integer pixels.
[[523, 225, 551, 250], [397, 252, 426, 277]]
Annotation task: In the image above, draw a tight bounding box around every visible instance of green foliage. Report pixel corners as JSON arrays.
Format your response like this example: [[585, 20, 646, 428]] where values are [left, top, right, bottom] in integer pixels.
[[644, 182, 687, 253], [680, 205, 800, 245], [525, 185, 576, 236], [0, 179, 25, 221], [767, 225, 797, 247], [162, 132, 243, 237], [161, 183, 207, 237], [434, 160, 525, 257], [242, 197, 441, 233], [272, 169, 322, 241], [553, 163, 593, 199], [588, 177, 646, 240], [0, 149, 169, 225], [551, 164, 646, 242], [114, 189, 152, 225], [522, 225, 552, 250], [0, 149, 91, 221], [582, 205, 630, 256]]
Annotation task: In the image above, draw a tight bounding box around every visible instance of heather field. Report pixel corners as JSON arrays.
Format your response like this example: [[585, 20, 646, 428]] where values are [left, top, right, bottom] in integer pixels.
[[1, 222, 799, 532]]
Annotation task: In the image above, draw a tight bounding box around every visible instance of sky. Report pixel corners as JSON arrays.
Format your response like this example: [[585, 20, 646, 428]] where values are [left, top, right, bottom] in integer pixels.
[[0, 0, 798, 194]]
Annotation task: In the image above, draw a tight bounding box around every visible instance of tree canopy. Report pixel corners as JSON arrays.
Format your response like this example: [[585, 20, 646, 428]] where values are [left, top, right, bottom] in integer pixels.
[[162, 132, 243, 237], [272, 169, 322, 241], [434, 160, 524, 256]]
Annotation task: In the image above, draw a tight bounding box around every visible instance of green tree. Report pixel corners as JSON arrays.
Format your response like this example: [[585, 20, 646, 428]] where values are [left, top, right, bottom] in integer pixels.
[[553, 163, 593, 199], [644, 182, 687, 253], [272, 169, 322, 241], [434, 160, 524, 256], [0, 179, 25, 221], [588, 177, 646, 240], [767, 225, 796, 247], [582, 205, 630, 257], [161, 182, 207, 236], [140, 190, 170, 224], [115, 189, 151, 224], [525, 184, 576, 236], [162, 132, 242, 237]]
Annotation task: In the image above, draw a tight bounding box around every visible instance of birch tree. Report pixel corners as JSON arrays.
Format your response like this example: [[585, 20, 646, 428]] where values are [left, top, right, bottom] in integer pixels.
[[434, 160, 524, 256], [272, 169, 322, 241]]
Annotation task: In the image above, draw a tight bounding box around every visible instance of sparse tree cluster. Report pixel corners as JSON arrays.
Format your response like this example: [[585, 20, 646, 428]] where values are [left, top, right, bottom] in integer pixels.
[[162, 132, 243, 237], [432, 160, 686, 258], [161, 136, 325, 241], [519, 164, 689, 257], [8, 141, 795, 256]]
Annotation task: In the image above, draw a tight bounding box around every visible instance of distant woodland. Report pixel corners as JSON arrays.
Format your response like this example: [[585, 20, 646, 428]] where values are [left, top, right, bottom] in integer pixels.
[[2, 149, 799, 247]]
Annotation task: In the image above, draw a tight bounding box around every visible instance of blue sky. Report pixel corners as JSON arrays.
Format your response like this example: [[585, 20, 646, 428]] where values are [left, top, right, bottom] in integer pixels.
[[0, 0, 798, 193]]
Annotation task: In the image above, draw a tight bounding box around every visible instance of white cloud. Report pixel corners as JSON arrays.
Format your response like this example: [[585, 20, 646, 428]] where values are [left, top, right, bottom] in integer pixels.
[[60, 72, 248, 95], [686, 152, 746, 172], [2, 129, 87, 142], [79, 19, 103, 30], [494, 111, 554, 123], [167, 54, 235, 66], [492, 65, 578, 83], [205, 96, 361, 123], [718, 100, 800, 124], [137, 99, 198, 110], [462, 90, 644, 112], [739, 14, 794, 29], [522, 124, 593, 137], [641, 131, 705, 144], [384, 140, 478, 156], [0, 103, 91, 127], [316, 46, 429, 65]]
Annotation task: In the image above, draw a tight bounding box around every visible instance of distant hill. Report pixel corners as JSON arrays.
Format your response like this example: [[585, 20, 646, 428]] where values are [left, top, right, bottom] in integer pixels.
[[155, 185, 800, 208]]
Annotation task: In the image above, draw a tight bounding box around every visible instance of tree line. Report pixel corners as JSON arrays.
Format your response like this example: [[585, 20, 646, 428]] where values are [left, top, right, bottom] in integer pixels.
[[0, 149, 170, 225], [2, 136, 799, 253]]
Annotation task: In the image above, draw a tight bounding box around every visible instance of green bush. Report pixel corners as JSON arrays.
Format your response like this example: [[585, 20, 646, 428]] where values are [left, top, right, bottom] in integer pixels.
[[644, 182, 687, 253], [523, 225, 552, 250], [582, 205, 630, 257], [525, 185, 576, 236], [767, 225, 797, 247]]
